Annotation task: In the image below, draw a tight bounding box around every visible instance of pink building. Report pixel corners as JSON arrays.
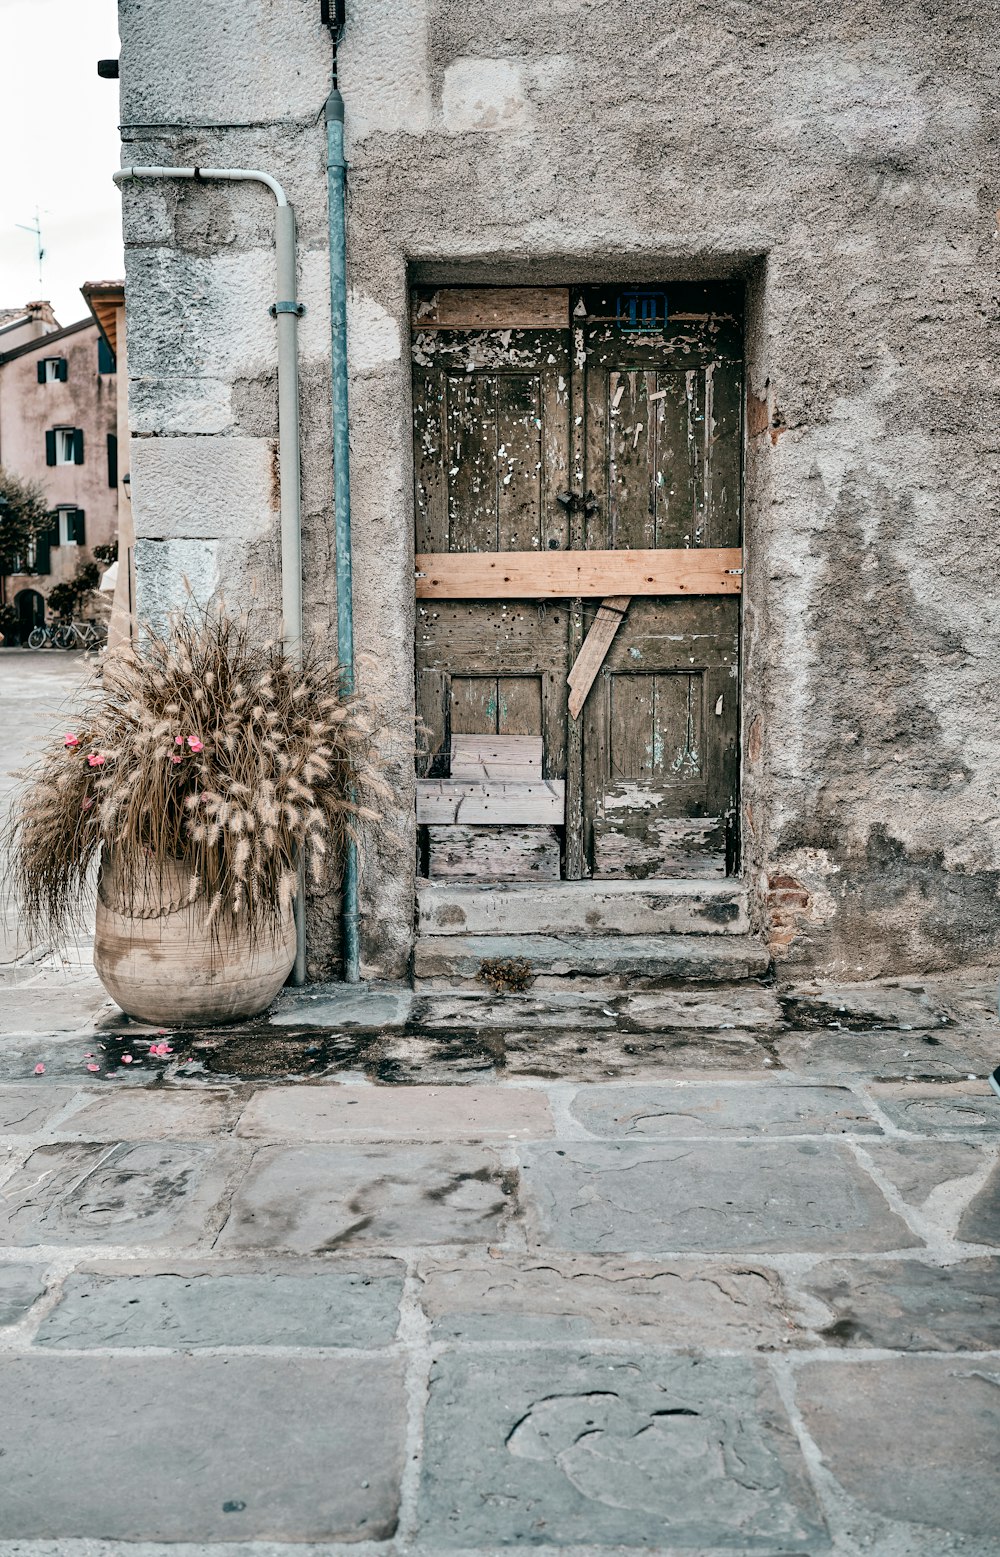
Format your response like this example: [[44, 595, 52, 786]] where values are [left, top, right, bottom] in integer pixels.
[[0, 301, 60, 355], [0, 291, 121, 641]]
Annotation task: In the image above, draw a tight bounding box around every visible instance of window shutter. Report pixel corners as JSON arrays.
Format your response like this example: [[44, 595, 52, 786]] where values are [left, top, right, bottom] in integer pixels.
[[97, 337, 115, 374], [73, 428, 84, 464], [48, 515, 61, 550], [37, 360, 46, 385], [33, 530, 51, 575], [107, 433, 118, 489], [45, 429, 56, 466], [58, 357, 68, 382], [72, 510, 86, 544]]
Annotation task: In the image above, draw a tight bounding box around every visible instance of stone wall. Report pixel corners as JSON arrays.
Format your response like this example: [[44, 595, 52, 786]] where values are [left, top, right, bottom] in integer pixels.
[[118, 0, 1000, 980]]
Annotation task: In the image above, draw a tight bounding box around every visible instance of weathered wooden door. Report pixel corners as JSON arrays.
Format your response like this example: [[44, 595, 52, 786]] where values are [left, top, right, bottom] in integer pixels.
[[413, 288, 573, 879], [576, 286, 742, 878], [412, 284, 742, 882]]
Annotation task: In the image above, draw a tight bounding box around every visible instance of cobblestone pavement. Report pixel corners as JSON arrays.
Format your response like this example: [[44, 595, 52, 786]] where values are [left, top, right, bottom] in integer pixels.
[[0, 957, 998, 1556]]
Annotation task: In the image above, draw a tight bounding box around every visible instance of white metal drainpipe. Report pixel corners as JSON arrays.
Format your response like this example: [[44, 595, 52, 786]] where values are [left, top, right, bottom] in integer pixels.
[[112, 165, 308, 985]]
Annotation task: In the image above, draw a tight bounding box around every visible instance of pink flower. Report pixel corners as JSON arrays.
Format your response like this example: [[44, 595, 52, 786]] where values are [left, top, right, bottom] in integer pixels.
[[171, 755, 182, 764], [175, 735, 184, 746], [86, 1063, 99, 1072], [152, 1042, 173, 1056], [187, 737, 204, 753], [121, 1054, 133, 1064], [33, 1063, 45, 1074], [64, 733, 80, 748], [81, 798, 94, 810], [87, 753, 106, 768]]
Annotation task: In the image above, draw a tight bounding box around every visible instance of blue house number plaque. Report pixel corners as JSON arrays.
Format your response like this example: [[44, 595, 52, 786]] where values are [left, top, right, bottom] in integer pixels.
[[617, 290, 669, 333]]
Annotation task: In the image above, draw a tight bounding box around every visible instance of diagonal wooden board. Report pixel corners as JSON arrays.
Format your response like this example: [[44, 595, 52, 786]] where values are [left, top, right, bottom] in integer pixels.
[[567, 596, 631, 719]]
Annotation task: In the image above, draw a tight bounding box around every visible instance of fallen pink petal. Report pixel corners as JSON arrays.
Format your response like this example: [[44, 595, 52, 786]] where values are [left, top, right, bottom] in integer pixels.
[[33, 1063, 45, 1074], [86, 1064, 100, 1073], [121, 1054, 133, 1063]]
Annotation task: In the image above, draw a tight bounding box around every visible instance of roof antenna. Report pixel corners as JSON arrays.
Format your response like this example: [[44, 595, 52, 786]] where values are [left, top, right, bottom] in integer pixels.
[[15, 208, 46, 292]]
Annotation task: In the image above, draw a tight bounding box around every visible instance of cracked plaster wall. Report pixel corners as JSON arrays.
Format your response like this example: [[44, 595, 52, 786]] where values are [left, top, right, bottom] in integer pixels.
[[117, 0, 999, 979]]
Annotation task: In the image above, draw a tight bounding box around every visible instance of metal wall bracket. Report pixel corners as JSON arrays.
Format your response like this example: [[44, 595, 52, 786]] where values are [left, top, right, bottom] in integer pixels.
[[270, 301, 305, 317]]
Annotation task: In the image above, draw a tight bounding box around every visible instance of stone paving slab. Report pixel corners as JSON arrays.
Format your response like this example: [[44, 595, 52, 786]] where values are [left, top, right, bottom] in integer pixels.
[[521, 1141, 921, 1255], [270, 983, 414, 1029], [52, 1088, 238, 1139], [801, 1256, 1000, 1351], [218, 1144, 517, 1252], [796, 1358, 1000, 1541], [772, 1026, 980, 1081], [0, 1036, 159, 1084], [236, 1082, 553, 1141], [0, 1353, 405, 1541], [0, 979, 109, 1035], [620, 988, 782, 1030], [0, 1141, 238, 1248], [35, 1263, 405, 1348], [0, 1084, 79, 1132], [957, 1158, 1000, 1247], [501, 1030, 776, 1081], [867, 1080, 998, 1133], [568, 1081, 880, 1138], [416, 1254, 804, 1347], [0, 1263, 49, 1326], [780, 981, 951, 1031], [419, 1350, 828, 1549], [373, 1028, 776, 1086], [411, 992, 621, 1030], [863, 1140, 996, 1242]]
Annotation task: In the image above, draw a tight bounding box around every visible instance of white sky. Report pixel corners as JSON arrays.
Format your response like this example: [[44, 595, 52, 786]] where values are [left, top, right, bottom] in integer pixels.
[[0, 0, 124, 328]]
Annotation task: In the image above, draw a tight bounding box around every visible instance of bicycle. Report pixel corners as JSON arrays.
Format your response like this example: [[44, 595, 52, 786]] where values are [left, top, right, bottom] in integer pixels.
[[64, 620, 105, 650], [27, 624, 63, 649]]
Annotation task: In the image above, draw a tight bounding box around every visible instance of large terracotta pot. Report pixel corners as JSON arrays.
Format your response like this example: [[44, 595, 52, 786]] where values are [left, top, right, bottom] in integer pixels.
[[94, 853, 296, 1026]]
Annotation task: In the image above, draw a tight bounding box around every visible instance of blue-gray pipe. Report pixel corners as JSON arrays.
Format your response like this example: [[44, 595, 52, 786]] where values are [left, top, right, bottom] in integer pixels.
[[114, 165, 308, 986], [326, 87, 360, 984]]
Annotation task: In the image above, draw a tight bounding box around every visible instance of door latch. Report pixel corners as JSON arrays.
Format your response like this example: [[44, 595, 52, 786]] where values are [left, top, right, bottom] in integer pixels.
[[556, 490, 600, 515]]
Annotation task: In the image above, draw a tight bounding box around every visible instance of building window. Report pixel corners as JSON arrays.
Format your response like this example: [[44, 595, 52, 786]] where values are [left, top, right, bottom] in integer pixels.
[[56, 507, 85, 546], [97, 337, 116, 374], [37, 357, 68, 384], [46, 427, 84, 465], [107, 432, 118, 489]]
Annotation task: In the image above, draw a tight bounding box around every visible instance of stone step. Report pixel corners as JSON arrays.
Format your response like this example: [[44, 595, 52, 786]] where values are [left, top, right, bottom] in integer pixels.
[[413, 933, 770, 991], [417, 878, 749, 937]]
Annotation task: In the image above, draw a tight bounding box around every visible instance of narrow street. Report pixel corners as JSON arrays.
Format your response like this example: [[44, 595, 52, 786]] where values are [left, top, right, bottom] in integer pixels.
[[0, 643, 997, 1555]]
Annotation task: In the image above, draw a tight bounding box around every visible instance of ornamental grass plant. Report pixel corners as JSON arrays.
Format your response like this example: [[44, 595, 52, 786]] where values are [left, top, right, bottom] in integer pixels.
[[8, 606, 393, 946]]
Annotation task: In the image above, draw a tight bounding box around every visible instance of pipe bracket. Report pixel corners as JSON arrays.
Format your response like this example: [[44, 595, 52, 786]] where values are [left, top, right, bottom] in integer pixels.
[[270, 300, 305, 317]]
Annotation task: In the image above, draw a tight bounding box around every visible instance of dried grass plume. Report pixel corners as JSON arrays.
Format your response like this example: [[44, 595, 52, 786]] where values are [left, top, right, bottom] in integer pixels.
[[7, 606, 394, 945]]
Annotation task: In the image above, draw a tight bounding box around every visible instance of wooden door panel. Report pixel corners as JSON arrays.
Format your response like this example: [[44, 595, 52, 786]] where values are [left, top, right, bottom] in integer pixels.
[[450, 674, 544, 737], [413, 327, 571, 556], [607, 671, 704, 788]]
